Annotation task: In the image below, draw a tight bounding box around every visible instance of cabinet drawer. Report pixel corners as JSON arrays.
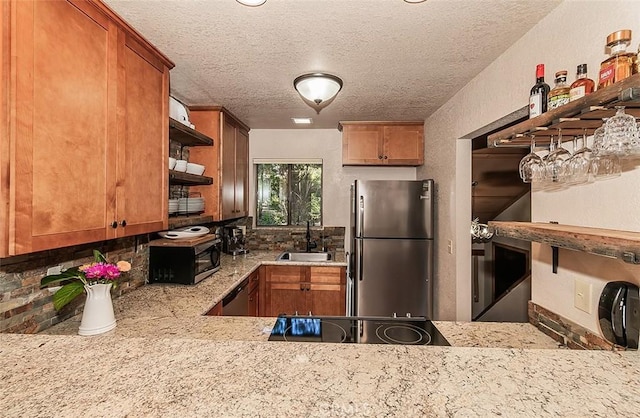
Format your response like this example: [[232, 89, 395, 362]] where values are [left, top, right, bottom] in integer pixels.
[[265, 265, 307, 283], [310, 266, 344, 284]]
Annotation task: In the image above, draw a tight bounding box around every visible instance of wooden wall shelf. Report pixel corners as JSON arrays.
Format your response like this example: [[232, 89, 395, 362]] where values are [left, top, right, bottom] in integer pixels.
[[169, 170, 213, 186], [488, 74, 640, 147], [488, 221, 640, 265], [169, 118, 214, 146], [168, 215, 214, 230]]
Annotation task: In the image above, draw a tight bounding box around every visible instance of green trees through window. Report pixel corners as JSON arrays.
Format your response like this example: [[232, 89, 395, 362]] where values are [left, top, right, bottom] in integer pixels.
[[256, 163, 322, 226]]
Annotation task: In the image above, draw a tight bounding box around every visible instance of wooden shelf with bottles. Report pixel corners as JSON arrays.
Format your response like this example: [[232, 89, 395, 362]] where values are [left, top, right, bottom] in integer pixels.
[[488, 221, 640, 265], [488, 74, 640, 147]]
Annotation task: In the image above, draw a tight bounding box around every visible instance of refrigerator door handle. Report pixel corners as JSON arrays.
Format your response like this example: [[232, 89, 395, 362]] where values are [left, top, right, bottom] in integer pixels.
[[358, 195, 364, 237], [357, 239, 363, 281]]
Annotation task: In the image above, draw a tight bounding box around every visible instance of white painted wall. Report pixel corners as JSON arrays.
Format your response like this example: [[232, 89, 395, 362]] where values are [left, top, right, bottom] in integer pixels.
[[248, 129, 416, 243], [422, 0, 640, 331]]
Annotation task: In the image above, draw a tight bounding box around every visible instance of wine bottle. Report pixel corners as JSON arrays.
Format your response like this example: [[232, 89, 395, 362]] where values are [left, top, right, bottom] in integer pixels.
[[529, 64, 550, 118]]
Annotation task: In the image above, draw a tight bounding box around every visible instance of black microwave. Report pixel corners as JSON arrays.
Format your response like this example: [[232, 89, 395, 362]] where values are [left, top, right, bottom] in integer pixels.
[[148, 236, 221, 285]]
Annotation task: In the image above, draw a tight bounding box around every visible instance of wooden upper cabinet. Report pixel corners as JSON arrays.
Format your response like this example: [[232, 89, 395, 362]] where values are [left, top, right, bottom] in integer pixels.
[[189, 107, 250, 221], [339, 121, 424, 166], [0, 0, 173, 256], [115, 32, 169, 237]]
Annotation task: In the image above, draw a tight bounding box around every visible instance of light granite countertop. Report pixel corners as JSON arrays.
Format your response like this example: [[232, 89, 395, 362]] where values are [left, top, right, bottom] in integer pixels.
[[2, 250, 639, 416]]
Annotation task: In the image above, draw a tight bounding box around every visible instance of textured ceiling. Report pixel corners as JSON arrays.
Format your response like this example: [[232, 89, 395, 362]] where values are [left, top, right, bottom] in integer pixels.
[[104, 0, 562, 129]]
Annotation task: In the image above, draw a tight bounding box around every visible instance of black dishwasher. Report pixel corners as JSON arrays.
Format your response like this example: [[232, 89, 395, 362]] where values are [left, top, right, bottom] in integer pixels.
[[222, 278, 249, 316]]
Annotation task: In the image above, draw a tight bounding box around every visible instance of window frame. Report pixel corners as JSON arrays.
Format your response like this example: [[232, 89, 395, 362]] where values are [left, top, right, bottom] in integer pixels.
[[254, 159, 323, 227]]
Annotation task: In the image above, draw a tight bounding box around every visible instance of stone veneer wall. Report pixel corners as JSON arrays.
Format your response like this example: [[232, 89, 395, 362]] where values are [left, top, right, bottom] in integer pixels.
[[247, 226, 345, 255], [223, 217, 346, 255], [0, 237, 149, 334], [528, 301, 618, 351]]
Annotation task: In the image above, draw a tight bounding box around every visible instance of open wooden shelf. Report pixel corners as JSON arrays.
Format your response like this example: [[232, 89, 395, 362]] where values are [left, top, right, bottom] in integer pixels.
[[169, 117, 214, 146], [488, 74, 640, 147], [169, 170, 213, 186], [168, 214, 214, 230], [488, 221, 640, 264]]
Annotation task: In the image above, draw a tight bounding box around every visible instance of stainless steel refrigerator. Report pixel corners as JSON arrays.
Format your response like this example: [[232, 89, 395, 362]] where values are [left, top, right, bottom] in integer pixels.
[[349, 179, 434, 318]]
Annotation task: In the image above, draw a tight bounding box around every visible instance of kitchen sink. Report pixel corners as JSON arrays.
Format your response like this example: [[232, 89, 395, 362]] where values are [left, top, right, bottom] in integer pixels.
[[276, 251, 332, 262]]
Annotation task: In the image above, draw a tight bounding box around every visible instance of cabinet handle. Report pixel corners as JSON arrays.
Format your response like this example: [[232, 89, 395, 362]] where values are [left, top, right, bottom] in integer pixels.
[[384, 155, 388, 160], [120, 220, 127, 227], [111, 221, 118, 229], [378, 155, 383, 160]]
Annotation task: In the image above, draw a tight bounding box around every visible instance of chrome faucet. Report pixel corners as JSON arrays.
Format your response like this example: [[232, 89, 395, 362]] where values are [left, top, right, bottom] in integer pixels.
[[305, 221, 317, 252]]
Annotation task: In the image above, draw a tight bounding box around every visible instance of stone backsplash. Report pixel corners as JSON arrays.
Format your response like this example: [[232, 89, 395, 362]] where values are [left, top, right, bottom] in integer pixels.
[[1, 215, 345, 334], [221, 217, 346, 255], [528, 301, 621, 350], [1, 237, 150, 334]]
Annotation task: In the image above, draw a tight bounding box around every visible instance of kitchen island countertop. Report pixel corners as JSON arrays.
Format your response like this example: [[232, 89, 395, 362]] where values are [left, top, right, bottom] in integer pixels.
[[2, 251, 639, 416]]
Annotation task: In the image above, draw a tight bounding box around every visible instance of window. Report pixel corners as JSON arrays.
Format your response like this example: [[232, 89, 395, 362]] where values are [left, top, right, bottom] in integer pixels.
[[256, 161, 322, 226]]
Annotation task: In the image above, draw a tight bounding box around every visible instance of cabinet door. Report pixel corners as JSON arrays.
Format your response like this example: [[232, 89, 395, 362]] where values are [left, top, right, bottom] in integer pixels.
[[342, 125, 384, 165], [220, 116, 236, 220], [248, 285, 259, 317], [10, 0, 115, 255], [383, 125, 424, 166], [308, 266, 346, 315], [234, 127, 249, 217], [263, 265, 308, 316], [115, 32, 168, 236], [307, 283, 346, 316], [265, 282, 307, 317], [205, 301, 222, 316]]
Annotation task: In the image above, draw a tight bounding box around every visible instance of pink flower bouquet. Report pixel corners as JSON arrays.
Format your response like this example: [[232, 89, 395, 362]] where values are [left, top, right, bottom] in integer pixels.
[[41, 250, 131, 310]]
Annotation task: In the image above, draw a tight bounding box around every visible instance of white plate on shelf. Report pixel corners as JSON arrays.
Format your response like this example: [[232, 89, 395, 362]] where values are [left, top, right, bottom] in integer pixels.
[[158, 226, 210, 239]]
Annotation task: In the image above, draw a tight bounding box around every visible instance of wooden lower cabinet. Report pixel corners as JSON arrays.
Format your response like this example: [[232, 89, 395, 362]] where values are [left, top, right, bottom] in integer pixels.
[[205, 301, 222, 316], [261, 265, 346, 317], [247, 268, 260, 316]]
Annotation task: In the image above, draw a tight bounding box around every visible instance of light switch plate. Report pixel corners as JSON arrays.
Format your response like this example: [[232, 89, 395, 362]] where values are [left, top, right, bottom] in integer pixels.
[[574, 279, 592, 314]]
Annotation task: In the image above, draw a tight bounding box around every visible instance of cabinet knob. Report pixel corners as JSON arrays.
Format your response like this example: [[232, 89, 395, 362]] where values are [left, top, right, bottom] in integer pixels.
[[378, 155, 383, 160], [384, 155, 388, 159], [111, 221, 118, 229], [120, 220, 127, 227]]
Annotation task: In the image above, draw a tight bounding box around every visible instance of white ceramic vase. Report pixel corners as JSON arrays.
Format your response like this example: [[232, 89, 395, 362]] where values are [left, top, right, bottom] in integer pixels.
[[78, 283, 117, 336]]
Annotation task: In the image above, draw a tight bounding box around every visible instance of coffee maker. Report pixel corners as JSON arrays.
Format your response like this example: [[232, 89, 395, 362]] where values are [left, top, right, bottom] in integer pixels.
[[222, 226, 248, 255]]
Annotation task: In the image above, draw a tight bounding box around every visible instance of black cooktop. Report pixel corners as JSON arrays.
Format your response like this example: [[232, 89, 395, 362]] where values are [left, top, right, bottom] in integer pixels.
[[268, 315, 450, 346]]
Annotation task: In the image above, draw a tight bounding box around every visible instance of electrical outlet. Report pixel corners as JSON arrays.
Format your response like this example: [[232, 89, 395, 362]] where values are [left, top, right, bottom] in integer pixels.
[[574, 279, 593, 314], [447, 240, 453, 254], [46, 265, 62, 276]]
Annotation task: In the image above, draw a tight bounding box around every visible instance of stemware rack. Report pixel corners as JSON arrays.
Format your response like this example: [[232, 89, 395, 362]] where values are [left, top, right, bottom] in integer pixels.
[[488, 74, 640, 147]]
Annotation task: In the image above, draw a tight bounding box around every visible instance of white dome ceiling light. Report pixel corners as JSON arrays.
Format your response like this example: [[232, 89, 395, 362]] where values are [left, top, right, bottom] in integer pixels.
[[293, 73, 343, 114], [236, 0, 267, 7]]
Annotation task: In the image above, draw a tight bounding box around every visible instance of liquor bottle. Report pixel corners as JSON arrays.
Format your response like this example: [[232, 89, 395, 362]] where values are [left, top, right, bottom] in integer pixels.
[[548, 70, 570, 110], [569, 64, 595, 101], [598, 30, 635, 89], [529, 64, 550, 118]]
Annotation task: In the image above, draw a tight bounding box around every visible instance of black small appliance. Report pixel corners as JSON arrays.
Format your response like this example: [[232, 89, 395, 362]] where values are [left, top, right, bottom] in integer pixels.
[[148, 235, 221, 285], [222, 226, 248, 255]]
